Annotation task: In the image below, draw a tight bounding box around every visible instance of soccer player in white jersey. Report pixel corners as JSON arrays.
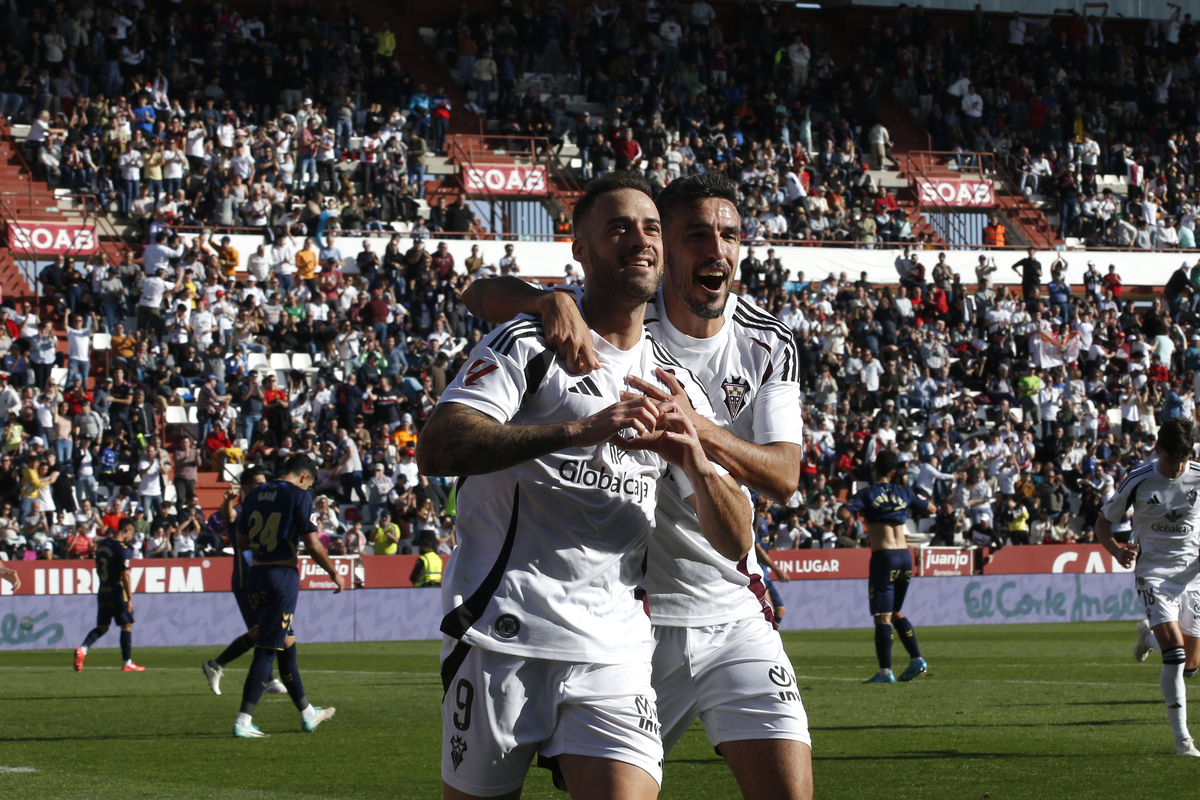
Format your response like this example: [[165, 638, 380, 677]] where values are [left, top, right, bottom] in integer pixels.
[[417, 171, 752, 800], [1098, 418, 1200, 756], [464, 173, 813, 798]]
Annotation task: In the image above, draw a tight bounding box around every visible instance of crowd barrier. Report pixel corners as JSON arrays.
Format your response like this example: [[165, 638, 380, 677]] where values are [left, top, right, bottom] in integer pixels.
[[0, 546, 1145, 650]]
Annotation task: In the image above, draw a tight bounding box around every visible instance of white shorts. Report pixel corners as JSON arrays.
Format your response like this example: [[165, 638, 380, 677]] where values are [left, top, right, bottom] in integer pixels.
[[440, 644, 664, 797], [652, 616, 811, 755], [1136, 577, 1200, 636]]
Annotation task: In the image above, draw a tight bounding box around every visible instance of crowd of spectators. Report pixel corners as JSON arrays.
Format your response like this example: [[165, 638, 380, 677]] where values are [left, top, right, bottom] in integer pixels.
[[866, 3, 1200, 247], [5, 1, 1200, 564], [748, 248, 1200, 553], [0, 225, 521, 562], [445, 1, 935, 247], [16, 0, 502, 236]]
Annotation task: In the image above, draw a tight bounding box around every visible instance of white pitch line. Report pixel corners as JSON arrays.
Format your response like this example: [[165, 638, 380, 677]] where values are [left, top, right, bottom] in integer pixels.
[[0, 766, 37, 773]]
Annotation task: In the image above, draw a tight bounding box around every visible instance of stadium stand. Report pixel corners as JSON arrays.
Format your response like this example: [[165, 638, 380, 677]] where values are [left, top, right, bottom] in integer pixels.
[[0, 1, 1196, 565]]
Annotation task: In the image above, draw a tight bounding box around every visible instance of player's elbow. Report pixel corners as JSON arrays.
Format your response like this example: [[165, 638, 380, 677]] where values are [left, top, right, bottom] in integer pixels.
[[460, 280, 487, 319], [414, 436, 445, 477]]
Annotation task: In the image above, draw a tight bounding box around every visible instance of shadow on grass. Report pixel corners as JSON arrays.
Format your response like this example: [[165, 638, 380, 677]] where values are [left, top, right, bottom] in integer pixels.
[[813, 751, 1062, 761], [811, 719, 1156, 732]]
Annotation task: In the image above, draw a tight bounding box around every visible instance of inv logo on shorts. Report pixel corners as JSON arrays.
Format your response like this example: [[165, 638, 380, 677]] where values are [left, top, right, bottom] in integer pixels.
[[494, 614, 520, 639], [634, 695, 660, 735], [450, 735, 467, 770], [769, 665, 800, 702]]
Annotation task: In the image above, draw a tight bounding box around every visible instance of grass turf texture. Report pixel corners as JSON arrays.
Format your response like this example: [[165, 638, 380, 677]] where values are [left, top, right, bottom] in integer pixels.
[[0, 623, 1196, 799]]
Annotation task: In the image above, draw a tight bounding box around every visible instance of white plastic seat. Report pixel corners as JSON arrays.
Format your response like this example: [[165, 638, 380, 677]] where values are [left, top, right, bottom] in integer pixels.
[[269, 353, 291, 370], [165, 406, 188, 425], [91, 333, 112, 351], [187, 406, 199, 425], [51, 367, 68, 387], [246, 352, 270, 372]]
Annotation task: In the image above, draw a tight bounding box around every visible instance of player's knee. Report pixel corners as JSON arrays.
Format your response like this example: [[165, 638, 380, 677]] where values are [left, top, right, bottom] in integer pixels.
[[284, 635, 295, 648], [775, 605, 786, 621], [121, 624, 133, 632], [96, 625, 110, 635]]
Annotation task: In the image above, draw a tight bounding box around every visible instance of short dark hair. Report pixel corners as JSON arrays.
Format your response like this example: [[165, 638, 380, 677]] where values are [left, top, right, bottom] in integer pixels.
[[282, 454, 318, 482], [241, 465, 271, 484], [1158, 418, 1195, 460], [572, 170, 654, 232], [874, 450, 901, 480], [655, 172, 739, 227], [117, 516, 137, 533]]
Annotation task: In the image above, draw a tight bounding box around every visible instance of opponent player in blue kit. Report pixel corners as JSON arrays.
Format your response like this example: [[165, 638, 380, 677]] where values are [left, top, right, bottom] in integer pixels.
[[201, 465, 286, 696], [231, 455, 344, 738], [838, 450, 934, 684], [75, 516, 144, 672]]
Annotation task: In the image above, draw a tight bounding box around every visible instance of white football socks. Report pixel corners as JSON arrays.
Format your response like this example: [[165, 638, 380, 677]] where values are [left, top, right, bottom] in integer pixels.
[[1162, 647, 1189, 741], [236, 713, 253, 728], [300, 704, 317, 721]]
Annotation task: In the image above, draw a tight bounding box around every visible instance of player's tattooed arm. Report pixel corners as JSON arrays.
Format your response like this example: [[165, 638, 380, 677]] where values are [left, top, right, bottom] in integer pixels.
[[461, 276, 599, 374], [416, 400, 661, 477]]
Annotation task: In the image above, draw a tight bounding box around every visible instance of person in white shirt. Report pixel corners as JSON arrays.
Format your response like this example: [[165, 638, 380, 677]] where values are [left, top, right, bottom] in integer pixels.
[[247, 244, 271, 283], [461, 173, 815, 797], [961, 85, 984, 133], [1008, 12, 1028, 47], [1100, 419, 1200, 756], [423, 175, 759, 798], [788, 34, 811, 90], [117, 143, 143, 215], [67, 313, 96, 386]]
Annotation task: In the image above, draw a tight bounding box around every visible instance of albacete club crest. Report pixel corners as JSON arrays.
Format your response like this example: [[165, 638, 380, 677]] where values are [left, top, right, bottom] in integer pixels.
[[1189, 489, 1198, 508], [722, 377, 750, 419], [450, 735, 468, 770]]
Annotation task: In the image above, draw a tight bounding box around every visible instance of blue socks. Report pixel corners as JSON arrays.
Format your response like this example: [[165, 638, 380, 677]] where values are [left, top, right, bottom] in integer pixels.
[[82, 628, 103, 649], [239, 648, 277, 716], [874, 623, 893, 670], [894, 615, 922, 660], [217, 633, 256, 667], [278, 644, 309, 712], [119, 630, 132, 662]]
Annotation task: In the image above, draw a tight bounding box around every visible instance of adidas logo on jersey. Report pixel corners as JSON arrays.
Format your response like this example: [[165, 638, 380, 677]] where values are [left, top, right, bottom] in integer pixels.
[[567, 376, 603, 397], [1148, 494, 1162, 505]]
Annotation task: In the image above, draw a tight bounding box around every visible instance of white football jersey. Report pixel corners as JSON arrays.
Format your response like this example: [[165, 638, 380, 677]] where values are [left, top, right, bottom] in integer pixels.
[[554, 285, 803, 627], [1103, 459, 1200, 592], [643, 290, 803, 626], [438, 314, 719, 665]]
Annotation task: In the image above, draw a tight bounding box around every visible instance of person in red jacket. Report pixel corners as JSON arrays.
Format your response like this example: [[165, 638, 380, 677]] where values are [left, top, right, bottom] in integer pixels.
[[613, 127, 643, 170], [1103, 264, 1123, 298]]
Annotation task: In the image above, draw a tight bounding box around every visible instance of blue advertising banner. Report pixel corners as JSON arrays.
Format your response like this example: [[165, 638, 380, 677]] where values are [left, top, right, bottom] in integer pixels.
[[0, 574, 1143, 651]]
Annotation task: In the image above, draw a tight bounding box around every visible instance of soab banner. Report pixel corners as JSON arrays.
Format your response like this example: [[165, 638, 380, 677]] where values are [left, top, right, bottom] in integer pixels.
[[915, 178, 995, 207], [462, 165, 548, 195], [7, 222, 98, 255]]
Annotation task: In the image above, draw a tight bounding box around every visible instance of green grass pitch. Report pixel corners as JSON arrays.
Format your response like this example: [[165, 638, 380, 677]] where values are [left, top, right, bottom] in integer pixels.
[[1, 622, 1197, 799]]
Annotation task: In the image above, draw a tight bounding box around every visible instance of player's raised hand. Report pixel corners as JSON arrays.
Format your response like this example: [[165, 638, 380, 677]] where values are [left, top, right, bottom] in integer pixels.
[[615, 399, 710, 475], [331, 572, 345, 594], [626, 368, 704, 424], [570, 394, 661, 446], [538, 290, 599, 375], [1, 566, 20, 591]]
